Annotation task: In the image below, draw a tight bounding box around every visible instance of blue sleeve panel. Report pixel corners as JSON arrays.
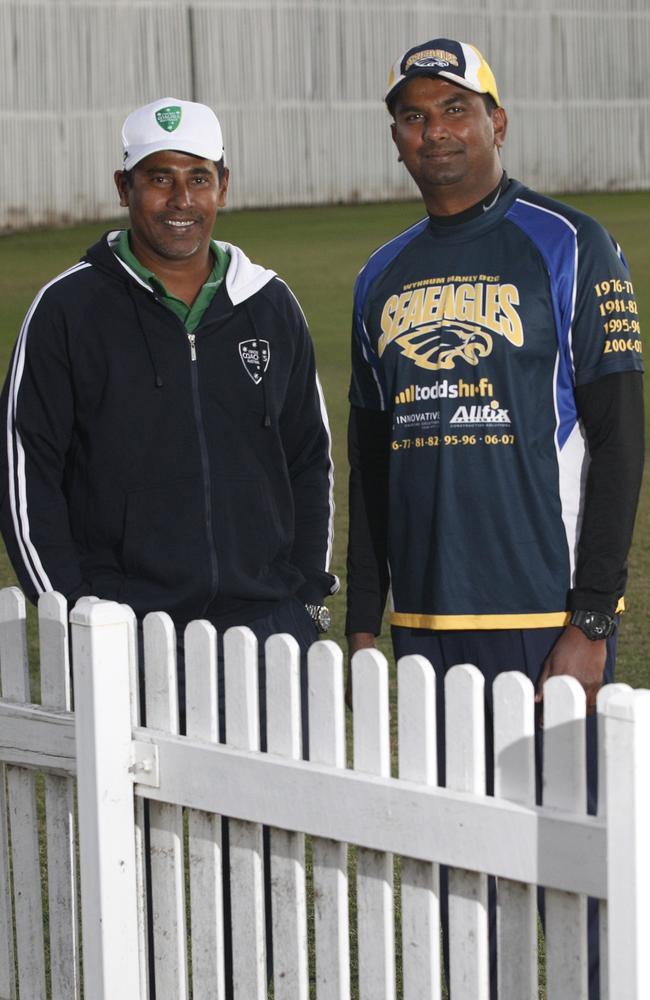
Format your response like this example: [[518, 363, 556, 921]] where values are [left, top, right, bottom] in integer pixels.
[[350, 217, 429, 411], [505, 199, 580, 451], [505, 195, 643, 449]]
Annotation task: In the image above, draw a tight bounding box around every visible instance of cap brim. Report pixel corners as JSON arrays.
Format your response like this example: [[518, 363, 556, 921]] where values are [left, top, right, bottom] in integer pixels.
[[124, 137, 224, 171], [386, 69, 499, 108]]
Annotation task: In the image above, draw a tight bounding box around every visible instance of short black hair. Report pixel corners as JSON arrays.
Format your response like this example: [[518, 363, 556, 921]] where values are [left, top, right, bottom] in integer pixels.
[[482, 94, 498, 116], [122, 156, 227, 187]]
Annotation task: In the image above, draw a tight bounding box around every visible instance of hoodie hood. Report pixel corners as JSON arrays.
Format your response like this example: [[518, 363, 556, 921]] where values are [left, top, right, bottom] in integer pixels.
[[83, 231, 277, 306]]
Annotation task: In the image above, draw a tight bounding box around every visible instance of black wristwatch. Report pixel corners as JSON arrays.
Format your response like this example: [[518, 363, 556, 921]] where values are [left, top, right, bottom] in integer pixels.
[[305, 604, 331, 633], [570, 610, 616, 641]]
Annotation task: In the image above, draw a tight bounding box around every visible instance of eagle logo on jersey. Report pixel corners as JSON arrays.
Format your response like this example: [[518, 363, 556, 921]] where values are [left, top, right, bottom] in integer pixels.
[[394, 321, 492, 371], [378, 280, 523, 372]]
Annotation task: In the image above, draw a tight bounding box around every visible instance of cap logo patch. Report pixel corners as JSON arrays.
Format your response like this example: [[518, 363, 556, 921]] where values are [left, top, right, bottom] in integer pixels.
[[239, 339, 270, 385], [406, 49, 459, 71], [155, 106, 182, 133], [413, 57, 451, 69]]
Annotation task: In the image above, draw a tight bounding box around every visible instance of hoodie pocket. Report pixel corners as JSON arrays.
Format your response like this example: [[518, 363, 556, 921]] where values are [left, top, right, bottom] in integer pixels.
[[122, 478, 209, 587], [213, 475, 286, 581]]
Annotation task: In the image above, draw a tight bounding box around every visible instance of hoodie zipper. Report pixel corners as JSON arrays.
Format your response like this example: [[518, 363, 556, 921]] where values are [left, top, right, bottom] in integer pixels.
[[187, 332, 219, 599]]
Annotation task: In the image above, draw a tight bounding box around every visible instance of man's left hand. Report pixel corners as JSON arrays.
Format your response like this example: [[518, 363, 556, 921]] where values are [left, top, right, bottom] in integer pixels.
[[535, 624, 607, 713]]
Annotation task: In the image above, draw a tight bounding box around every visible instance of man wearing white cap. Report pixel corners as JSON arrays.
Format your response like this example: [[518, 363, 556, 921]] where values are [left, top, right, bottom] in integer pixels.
[[346, 37, 644, 1000], [1, 96, 337, 691], [2, 101, 338, 989]]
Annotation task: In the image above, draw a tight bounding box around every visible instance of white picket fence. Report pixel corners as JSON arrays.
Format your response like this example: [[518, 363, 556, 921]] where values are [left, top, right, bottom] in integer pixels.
[[0, 586, 649, 1000]]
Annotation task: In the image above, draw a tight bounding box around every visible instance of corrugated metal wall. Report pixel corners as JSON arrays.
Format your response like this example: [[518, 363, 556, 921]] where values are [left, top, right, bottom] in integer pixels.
[[1, 0, 649, 229]]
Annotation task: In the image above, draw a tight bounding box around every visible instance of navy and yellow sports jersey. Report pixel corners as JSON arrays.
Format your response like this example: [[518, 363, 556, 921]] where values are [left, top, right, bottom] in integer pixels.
[[350, 180, 644, 629]]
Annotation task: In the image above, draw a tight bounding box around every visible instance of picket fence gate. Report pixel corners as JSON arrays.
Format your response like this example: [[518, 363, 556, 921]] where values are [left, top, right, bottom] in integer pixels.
[[0, 586, 648, 1000]]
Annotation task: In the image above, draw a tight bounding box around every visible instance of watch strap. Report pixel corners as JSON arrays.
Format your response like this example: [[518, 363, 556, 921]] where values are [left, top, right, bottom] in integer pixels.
[[305, 604, 331, 634], [570, 610, 616, 641]]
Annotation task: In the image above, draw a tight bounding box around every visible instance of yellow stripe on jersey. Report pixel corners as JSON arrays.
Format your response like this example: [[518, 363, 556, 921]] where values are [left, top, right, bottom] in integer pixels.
[[391, 611, 571, 629], [391, 604, 624, 629]]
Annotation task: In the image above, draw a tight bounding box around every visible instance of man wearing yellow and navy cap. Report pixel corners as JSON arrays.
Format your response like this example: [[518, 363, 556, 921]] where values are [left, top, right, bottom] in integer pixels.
[[346, 36, 644, 1000], [385, 37, 500, 111]]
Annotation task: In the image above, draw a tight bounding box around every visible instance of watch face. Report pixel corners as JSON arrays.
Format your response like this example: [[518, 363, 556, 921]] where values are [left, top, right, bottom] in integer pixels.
[[572, 610, 615, 640], [585, 613, 607, 638], [316, 606, 331, 632]]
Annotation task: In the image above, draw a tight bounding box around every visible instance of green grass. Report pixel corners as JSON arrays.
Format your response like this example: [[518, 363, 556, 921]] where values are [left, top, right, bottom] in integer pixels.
[[0, 192, 648, 693]]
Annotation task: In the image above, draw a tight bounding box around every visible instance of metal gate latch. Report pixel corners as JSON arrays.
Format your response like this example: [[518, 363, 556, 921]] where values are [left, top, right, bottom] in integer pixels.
[[129, 740, 160, 787]]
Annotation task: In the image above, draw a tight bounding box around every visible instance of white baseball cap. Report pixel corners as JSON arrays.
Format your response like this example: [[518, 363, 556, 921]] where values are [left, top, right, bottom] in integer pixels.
[[121, 98, 224, 171]]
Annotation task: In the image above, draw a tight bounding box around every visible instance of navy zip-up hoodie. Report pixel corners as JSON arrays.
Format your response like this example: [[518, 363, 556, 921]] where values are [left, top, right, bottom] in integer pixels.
[[0, 232, 337, 627]]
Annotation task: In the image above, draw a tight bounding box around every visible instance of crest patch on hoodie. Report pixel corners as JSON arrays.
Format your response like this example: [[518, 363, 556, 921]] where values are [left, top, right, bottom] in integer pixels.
[[238, 340, 270, 385]]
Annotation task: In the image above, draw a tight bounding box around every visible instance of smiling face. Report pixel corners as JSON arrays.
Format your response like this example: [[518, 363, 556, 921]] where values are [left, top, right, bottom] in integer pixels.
[[114, 150, 229, 273], [390, 76, 507, 215]]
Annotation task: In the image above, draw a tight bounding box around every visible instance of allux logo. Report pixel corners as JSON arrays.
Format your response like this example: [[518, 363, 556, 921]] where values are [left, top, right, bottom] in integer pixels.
[[450, 400, 510, 425], [155, 106, 182, 133]]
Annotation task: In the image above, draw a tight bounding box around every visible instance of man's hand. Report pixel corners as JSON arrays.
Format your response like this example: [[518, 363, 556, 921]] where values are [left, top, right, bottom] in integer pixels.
[[346, 632, 376, 708], [535, 624, 607, 713]]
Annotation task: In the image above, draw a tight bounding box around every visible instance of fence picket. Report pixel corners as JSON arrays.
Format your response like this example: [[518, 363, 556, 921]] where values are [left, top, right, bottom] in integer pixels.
[[38, 592, 80, 1000], [0, 587, 47, 1000], [397, 654, 441, 1000], [308, 640, 350, 1000], [0, 584, 648, 1000], [352, 648, 395, 1000], [596, 683, 631, 1000], [143, 612, 188, 1000], [493, 671, 537, 1000], [71, 598, 141, 998], [184, 619, 225, 1000], [543, 676, 588, 999], [445, 664, 489, 1000], [224, 625, 266, 1000], [0, 761, 14, 1000], [125, 606, 150, 1000], [266, 633, 308, 1000], [0, 595, 16, 1000], [603, 688, 650, 999]]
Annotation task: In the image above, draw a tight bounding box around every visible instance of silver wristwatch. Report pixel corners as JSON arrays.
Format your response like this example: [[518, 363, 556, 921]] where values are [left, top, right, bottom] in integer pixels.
[[305, 604, 331, 633]]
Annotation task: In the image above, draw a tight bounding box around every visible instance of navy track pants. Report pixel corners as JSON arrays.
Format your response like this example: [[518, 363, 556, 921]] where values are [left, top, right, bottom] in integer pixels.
[[392, 624, 617, 1000]]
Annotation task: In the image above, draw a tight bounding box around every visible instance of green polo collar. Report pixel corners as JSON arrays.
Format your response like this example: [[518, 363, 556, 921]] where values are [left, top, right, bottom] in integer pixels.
[[112, 230, 230, 333]]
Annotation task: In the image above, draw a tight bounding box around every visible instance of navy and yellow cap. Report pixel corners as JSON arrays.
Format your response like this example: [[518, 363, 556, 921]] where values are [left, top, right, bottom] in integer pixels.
[[386, 38, 500, 109]]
